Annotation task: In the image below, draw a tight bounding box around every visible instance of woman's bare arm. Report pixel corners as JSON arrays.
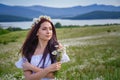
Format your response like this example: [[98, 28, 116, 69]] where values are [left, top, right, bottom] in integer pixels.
[[23, 62, 54, 78], [24, 68, 49, 80], [23, 62, 61, 80]]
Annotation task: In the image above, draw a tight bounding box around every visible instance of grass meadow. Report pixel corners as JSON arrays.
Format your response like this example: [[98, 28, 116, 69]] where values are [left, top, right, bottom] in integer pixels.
[[0, 25, 120, 80]]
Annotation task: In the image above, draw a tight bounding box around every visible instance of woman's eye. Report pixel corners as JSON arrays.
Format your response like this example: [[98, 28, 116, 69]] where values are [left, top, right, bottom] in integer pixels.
[[42, 28, 46, 30], [49, 28, 52, 30]]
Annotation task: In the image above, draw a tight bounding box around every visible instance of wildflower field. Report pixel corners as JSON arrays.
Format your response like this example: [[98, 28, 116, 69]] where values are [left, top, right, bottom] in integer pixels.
[[0, 25, 120, 80]]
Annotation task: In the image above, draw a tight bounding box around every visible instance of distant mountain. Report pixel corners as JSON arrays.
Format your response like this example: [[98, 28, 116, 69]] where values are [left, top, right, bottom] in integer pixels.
[[0, 15, 32, 22], [0, 3, 43, 18], [65, 11, 120, 19], [0, 3, 120, 21], [27, 4, 120, 18]]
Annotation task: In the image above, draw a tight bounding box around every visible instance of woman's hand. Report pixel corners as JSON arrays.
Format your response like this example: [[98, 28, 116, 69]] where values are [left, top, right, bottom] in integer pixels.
[[57, 43, 63, 49], [46, 62, 61, 72], [46, 72, 54, 78], [22, 62, 33, 71], [55, 43, 63, 51]]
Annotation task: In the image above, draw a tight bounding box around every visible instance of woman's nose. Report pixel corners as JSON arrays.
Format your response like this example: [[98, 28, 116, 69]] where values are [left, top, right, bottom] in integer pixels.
[[47, 29, 50, 34]]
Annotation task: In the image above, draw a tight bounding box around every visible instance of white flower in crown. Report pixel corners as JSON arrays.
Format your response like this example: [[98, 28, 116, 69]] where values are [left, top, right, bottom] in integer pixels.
[[39, 15, 51, 21], [31, 15, 51, 27], [33, 18, 40, 24], [33, 18, 38, 22]]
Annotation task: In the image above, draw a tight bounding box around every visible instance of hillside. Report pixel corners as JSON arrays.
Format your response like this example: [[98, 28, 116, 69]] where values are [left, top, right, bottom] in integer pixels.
[[0, 3, 120, 20], [66, 11, 120, 20], [0, 15, 32, 22], [0, 4, 43, 18]]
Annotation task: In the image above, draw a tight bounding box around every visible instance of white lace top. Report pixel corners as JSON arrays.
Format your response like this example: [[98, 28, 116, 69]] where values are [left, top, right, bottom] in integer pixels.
[[15, 52, 70, 80]]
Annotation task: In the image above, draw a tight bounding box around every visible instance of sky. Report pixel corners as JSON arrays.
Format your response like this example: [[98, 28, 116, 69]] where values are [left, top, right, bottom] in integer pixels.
[[0, 0, 120, 8]]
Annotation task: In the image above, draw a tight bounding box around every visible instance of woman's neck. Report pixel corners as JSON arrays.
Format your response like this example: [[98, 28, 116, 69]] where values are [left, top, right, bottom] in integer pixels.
[[37, 39, 48, 49], [34, 39, 48, 55]]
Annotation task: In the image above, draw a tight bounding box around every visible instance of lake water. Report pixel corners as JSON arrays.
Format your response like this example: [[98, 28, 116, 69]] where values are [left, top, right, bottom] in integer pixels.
[[0, 19, 120, 29]]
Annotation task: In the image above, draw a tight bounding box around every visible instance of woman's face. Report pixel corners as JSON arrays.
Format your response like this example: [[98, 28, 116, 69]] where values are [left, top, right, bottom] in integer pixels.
[[37, 21, 53, 41]]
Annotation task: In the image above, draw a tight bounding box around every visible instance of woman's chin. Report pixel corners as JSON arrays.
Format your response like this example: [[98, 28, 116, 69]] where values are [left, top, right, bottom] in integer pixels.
[[43, 38, 51, 41]]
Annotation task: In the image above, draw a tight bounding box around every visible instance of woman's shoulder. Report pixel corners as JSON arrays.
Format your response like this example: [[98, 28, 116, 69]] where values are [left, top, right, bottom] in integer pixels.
[[15, 57, 27, 68]]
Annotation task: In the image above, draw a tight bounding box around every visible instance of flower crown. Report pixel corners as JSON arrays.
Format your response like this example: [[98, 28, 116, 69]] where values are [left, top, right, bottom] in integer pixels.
[[31, 15, 51, 27]]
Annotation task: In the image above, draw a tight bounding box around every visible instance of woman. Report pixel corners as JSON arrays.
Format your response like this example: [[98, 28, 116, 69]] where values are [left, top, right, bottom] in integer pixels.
[[15, 15, 70, 80]]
